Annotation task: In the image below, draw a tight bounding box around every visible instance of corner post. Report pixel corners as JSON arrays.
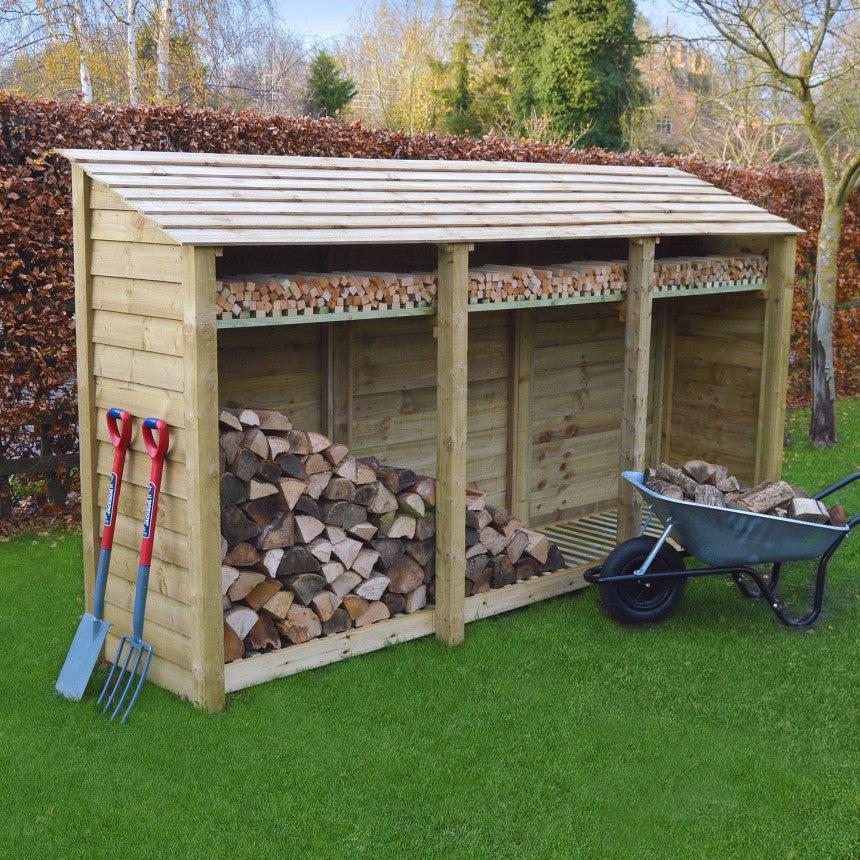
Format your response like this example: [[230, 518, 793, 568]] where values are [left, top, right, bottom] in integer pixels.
[[435, 242, 471, 646], [618, 237, 656, 542], [508, 310, 533, 523], [71, 165, 99, 611], [755, 235, 796, 483], [182, 246, 225, 711]]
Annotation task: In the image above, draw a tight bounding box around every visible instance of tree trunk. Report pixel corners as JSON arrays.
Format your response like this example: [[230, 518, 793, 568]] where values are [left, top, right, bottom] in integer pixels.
[[809, 198, 842, 447], [156, 0, 171, 101], [73, 0, 92, 102], [127, 0, 139, 106]]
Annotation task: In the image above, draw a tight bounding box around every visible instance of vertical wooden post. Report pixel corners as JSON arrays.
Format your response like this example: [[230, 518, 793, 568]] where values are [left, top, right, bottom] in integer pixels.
[[618, 237, 656, 542], [648, 299, 668, 466], [508, 310, 533, 523], [755, 235, 797, 483], [182, 246, 225, 711], [322, 321, 350, 443], [71, 165, 100, 611], [659, 300, 676, 464], [435, 242, 471, 646]]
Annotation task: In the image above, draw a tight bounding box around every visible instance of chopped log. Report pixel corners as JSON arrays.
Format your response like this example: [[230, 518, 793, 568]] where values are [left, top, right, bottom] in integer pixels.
[[646, 479, 684, 500], [403, 584, 427, 614], [351, 547, 380, 579], [322, 607, 352, 636], [227, 572, 266, 602], [515, 557, 541, 580], [323, 476, 356, 502], [387, 555, 424, 593], [369, 510, 397, 537], [331, 570, 362, 598], [398, 492, 425, 518], [221, 536, 227, 562], [542, 543, 566, 572], [408, 476, 436, 506], [243, 494, 280, 526], [738, 480, 796, 513], [304, 471, 332, 499], [283, 573, 327, 606], [242, 427, 270, 459], [275, 453, 307, 480], [261, 589, 294, 621], [505, 530, 529, 564], [683, 460, 716, 484], [491, 556, 517, 588], [415, 511, 436, 541], [334, 457, 357, 482], [310, 590, 341, 623], [220, 474, 249, 507], [276, 605, 322, 644], [245, 578, 282, 611], [224, 606, 258, 641], [354, 482, 398, 514], [246, 614, 281, 651], [321, 560, 346, 584], [325, 525, 347, 544], [262, 548, 283, 578], [294, 496, 322, 520], [391, 466, 418, 492], [224, 542, 260, 567], [523, 530, 549, 564], [372, 465, 400, 494], [372, 537, 404, 568], [256, 513, 295, 550], [341, 593, 369, 621], [354, 463, 377, 485], [276, 546, 321, 578], [236, 408, 260, 428], [223, 622, 245, 663], [255, 409, 291, 432], [710, 465, 729, 487], [307, 537, 332, 564], [304, 453, 330, 476], [387, 514, 417, 540], [355, 600, 390, 627], [286, 430, 312, 455], [307, 431, 332, 454], [465, 553, 489, 582], [466, 489, 486, 511], [404, 537, 435, 568], [254, 459, 281, 484], [490, 506, 513, 528], [320, 500, 367, 530], [276, 477, 306, 511], [221, 564, 240, 595], [657, 463, 698, 497], [248, 479, 278, 501], [479, 526, 509, 556], [348, 521, 378, 541], [219, 431, 243, 463], [229, 447, 259, 482], [294, 514, 325, 544], [828, 505, 846, 526], [221, 506, 262, 546], [786, 497, 830, 523], [355, 575, 390, 602], [694, 484, 725, 507], [465, 542, 486, 559], [331, 537, 363, 569], [323, 442, 349, 467], [382, 592, 405, 616], [267, 436, 290, 458], [219, 409, 242, 431]]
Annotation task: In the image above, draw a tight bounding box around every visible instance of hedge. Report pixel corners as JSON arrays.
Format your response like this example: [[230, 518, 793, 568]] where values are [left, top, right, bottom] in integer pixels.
[[1, 93, 857, 466]]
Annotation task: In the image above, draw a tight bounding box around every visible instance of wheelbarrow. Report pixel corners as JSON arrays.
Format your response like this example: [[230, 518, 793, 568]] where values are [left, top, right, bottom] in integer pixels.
[[584, 470, 860, 626]]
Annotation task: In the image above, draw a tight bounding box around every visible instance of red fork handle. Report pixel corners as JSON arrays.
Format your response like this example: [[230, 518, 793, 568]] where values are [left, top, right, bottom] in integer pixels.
[[140, 418, 169, 567], [101, 408, 132, 549]]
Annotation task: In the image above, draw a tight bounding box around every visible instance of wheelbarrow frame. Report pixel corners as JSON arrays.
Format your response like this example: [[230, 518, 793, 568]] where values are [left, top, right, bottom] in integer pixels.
[[585, 470, 860, 627]]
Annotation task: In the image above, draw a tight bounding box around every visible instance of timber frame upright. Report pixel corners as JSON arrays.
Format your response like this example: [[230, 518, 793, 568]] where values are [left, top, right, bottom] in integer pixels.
[[63, 149, 802, 711]]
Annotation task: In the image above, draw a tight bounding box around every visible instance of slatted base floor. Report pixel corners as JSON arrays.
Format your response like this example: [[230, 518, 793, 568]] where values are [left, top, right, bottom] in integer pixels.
[[540, 508, 662, 569]]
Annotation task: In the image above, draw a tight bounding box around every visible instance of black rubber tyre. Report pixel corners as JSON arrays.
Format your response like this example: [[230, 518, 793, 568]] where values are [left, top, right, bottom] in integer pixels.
[[598, 536, 687, 625]]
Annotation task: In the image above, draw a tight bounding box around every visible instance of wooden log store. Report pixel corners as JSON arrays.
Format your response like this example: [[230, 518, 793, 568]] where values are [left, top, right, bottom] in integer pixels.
[[61, 149, 802, 711]]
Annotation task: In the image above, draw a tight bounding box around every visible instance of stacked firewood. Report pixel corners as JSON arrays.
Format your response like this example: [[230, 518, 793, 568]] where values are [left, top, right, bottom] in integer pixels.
[[215, 255, 767, 321], [219, 408, 566, 663], [646, 461, 845, 524]]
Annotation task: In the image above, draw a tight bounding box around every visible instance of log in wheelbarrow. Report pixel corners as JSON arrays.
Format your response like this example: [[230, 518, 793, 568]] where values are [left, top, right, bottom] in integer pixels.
[[585, 470, 860, 626]]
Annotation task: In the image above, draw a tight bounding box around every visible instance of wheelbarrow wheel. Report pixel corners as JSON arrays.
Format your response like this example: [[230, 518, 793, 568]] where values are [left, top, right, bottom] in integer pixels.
[[598, 537, 687, 625]]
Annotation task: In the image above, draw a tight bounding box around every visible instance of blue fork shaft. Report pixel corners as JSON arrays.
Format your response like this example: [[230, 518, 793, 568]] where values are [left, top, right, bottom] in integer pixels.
[[92, 547, 112, 621], [132, 564, 151, 640]]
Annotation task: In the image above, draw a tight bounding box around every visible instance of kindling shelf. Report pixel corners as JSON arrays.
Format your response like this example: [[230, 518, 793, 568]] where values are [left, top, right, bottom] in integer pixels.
[[215, 280, 765, 329]]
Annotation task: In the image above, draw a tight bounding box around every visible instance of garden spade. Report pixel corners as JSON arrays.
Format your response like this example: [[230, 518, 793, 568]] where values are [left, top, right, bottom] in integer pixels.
[[56, 408, 132, 700], [98, 418, 169, 724]]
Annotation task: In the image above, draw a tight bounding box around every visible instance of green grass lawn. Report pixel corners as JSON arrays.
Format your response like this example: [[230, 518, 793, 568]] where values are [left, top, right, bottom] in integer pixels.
[[1, 401, 857, 859]]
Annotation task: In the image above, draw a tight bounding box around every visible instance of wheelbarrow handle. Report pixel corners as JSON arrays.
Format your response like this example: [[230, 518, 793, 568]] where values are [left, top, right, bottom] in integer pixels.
[[813, 471, 860, 502]]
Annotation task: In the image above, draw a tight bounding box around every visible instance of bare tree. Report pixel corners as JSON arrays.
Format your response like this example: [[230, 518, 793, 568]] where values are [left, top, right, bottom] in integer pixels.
[[682, 0, 860, 445], [156, 0, 170, 99], [126, 0, 138, 104]]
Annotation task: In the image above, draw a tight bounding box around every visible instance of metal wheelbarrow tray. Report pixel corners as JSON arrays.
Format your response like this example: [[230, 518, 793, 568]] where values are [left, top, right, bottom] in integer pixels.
[[584, 470, 860, 627]]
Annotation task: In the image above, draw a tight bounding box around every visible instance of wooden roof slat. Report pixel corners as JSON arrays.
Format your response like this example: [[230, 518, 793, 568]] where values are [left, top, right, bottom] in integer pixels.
[[59, 149, 802, 245]]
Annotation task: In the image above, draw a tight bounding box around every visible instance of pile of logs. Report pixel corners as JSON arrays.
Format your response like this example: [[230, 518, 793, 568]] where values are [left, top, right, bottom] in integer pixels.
[[215, 255, 767, 320], [646, 461, 845, 524], [219, 408, 566, 663]]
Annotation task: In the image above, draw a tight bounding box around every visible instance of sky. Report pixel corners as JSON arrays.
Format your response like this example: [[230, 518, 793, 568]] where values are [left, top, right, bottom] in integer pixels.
[[273, 0, 702, 46]]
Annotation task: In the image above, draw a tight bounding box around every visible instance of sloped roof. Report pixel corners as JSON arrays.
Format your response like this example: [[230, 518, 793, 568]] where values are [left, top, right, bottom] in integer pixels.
[[60, 149, 802, 246]]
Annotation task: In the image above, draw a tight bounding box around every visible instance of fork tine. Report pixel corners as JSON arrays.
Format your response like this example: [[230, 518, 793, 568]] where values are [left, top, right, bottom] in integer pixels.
[[98, 636, 128, 707], [102, 637, 134, 714], [109, 645, 143, 722], [120, 646, 152, 725]]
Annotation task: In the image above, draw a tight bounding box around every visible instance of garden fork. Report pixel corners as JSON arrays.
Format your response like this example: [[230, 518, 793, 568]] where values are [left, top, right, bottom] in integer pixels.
[[97, 418, 169, 724]]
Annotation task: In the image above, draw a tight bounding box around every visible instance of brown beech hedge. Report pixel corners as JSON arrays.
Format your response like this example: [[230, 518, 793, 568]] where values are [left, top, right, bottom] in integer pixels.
[[1, 93, 857, 466]]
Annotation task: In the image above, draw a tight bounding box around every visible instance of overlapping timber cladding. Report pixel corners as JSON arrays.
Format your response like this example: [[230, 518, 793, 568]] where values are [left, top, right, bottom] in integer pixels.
[[63, 150, 801, 710]]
